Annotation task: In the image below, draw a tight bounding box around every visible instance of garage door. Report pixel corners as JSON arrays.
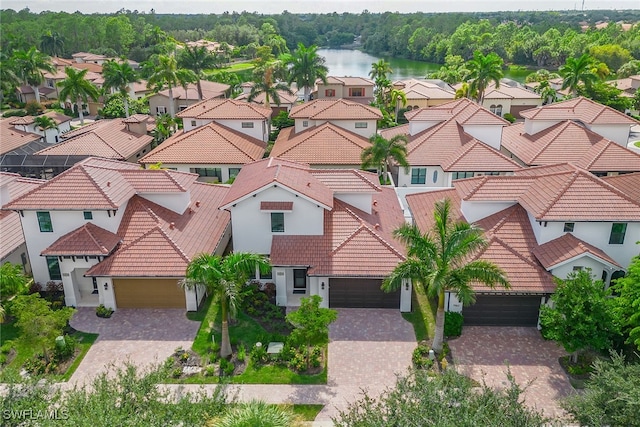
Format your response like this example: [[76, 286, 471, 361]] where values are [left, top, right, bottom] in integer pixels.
[[510, 105, 539, 119], [329, 278, 400, 308], [114, 278, 186, 309], [463, 295, 542, 326]]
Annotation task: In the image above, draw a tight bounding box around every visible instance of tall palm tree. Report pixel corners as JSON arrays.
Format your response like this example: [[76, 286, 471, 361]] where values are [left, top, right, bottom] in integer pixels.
[[454, 82, 477, 100], [388, 88, 407, 123], [182, 252, 269, 358], [560, 54, 599, 97], [147, 55, 193, 118], [361, 134, 410, 184], [33, 115, 59, 132], [0, 55, 21, 104], [102, 59, 139, 118], [12, 47, 55, 104], [383, 199, 509, 352], [249, 65, 294, 107], [465, 51, 504, 103], [369, 59, 393, 81], [283, 43, 328, 102], [178, 45, 218, 101], [57, 67, 100, 125], [39, 30, 65, 57]]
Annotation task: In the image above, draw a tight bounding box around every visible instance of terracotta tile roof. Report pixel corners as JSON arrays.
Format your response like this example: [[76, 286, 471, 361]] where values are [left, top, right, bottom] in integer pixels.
[[220, 158, 334, 210], [235, 89, 298, 105], [271, 122, 369, 166], [406, 188, 462, 233], [52, 57, 74, 67], [379, 123, 409, 140], [4, 158, 196, 210], [271, 187, 405, 277], [321, 76, 374, 86], [86, 183, 230, 277], [533, 233, 622, 270], [0, 172, 45, 204], [482, 83, 540, 100], [393, 79, 455, 100], [41, 223, 121, 256], [37, 117, 152, 160], [122, 114, 152, 123], [442, 140, 522, 172], [289, 99, 382, 120], [0, 119, 42, 155], [72, 62, 103, 73], [260, 201, 293, 211], [0, 210, 25, 259], [520, 96, 639, 125], [310, 169, 381, 193], [140, 121, 266, 165], [177, 98, 272, 120], [576, 139, 640, 172], [405, 98, 508, 126], [602, 172, 640, 202], [156, 80, 230, 100]]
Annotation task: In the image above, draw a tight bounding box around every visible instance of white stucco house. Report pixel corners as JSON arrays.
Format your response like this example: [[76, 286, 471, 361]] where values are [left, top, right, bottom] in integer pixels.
[[3, 158, 231, 311], [219, 157, 412, 311], [8, 111, 72, 144]]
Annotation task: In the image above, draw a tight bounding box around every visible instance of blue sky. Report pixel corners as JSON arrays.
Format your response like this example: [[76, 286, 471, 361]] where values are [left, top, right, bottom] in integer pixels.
[[3, 0, 638, 14]]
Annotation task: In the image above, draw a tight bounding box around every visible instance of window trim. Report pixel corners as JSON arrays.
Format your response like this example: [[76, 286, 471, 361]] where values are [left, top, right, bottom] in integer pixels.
[[271, 212, 285, 233], [37, 211, 53, 232], [411, 167, 427, 185], [241, 122, 255, 129], [354, 122, 368, 129], [325, 89, 336, 97], [563, 222, 575, 233], [609, 222, 627, 245], [83, 211, 93, 220], [349, 87, 365, 97], [46, 256, 62, 281]]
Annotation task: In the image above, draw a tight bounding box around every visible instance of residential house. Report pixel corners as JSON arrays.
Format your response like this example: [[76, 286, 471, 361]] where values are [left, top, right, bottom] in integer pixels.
[[148, 80, 231, 117], [235, 82, 298, 117], [381, 98, 521, 188], [15, 85, 57, 104], [184, 40, 234, 54], [34, 115, 155, 163], [314, 76, 375, 104], [219, 157, 412, 311], [177, 98, 272, 142], [0, 172, 45, 273], [0, 118, 46, 156], [391, 79, 456, 110], [71, 52, 108, 65], [3, 157, 231, 311], [501, 119, 640, 176], [8, 111, 72, 144], [602, 172, 640, 202], [288, 98, 382, 138], [405, 162, 638, 326], [478, 80, 543, 119]]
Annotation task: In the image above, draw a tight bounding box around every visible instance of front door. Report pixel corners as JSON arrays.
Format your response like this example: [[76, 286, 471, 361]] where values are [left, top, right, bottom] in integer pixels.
[[293, 269, 306, 294]]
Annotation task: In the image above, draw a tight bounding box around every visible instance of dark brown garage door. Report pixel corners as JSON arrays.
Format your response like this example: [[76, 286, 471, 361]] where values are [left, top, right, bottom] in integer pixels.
[[463, 295, 542, 326], [510, 105, 539, 119], [114, 278, 186, 308], [329, 278, 400, 308]]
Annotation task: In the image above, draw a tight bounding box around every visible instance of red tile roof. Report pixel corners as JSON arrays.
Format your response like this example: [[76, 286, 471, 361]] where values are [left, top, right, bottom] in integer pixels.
[[442, 140, 522, 172], [576, 139, 640, 172], [260, 201, 293, 211], [36, 117, 153, 160], [602, 172, 640, 202], [0, 172, 45, 203], [271, 122, 370, 166], [520, 96, 638, 125], [140, 122, 266, 165], [177, 98, 272, 120], [532, 233, 622, 270], [271, 187, 406, 277], [235, 89, 298, 106], [156, 80, 230, 101], [0, 119, 41, 155], [321, 76, 374, 86], [220, 158, 334, 210], [289, 99, 382, 120], [41, 223, 121, 256], [310, 169, 381, 193], [405, 188, 463, 233], [405, 98, 508, 126], [86, 182, 230, 277]]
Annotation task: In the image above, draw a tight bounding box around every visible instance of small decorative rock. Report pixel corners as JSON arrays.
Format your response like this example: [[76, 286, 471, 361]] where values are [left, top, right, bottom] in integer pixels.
[[182, 366, 202, 376], [267, 342, 284, 354]]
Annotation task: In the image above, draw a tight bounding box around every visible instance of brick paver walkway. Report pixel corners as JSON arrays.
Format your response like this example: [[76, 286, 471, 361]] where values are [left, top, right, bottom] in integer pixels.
[[448, 326, 575, 420]]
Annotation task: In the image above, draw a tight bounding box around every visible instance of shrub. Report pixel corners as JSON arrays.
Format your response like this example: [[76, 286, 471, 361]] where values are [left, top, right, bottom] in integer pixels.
[[2, 109, 27, 118], [0, 354, 6, 365], [46, 281, 63, 293], [288, 348, 307, 372], [171, 367, 182, 379], [237, 344, 246, 363], [1, 343, 13, 355], [23, 354, 47, 375], [53, 335, 76, 361], [412, 343, 434, 369], [96, 304, 114, 318], [219, 358, 235, 376], [444, 312, 463, 337], [503, 113, 516, 123], [29, 281, 43, 294], [250, 343, 268, 366], [204, 365, 216, 377], [25, 101, 45, 116], [310, 346, 322, 368]]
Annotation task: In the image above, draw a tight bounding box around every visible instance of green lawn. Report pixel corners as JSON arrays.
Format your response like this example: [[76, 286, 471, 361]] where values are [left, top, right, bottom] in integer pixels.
[[291, 404, 324, 421], [635, 140, 640, 148], [402, 284, 437, 342]]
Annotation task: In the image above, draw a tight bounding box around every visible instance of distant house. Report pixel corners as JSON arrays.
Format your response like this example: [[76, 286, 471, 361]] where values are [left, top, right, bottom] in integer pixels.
[[288, 98, 382, 138], [314, 76, 375, 104], [479, 80, 543, 119], [0, 118, 45, 156], [148, 80, 231, 117], [8, 111, 72, 144], [219, 158, 411, 311], [235, 82, 298, 117], [4, 157, 231, 311], [391, 79, 456, 110]]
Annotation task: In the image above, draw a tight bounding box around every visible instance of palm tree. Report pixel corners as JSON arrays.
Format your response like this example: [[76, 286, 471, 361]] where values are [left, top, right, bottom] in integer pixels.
[[465, 51, 504, 103], [102, 60, 139, 118], [383, 199, 509, 352], [249, 66, 294, 108], [12, 47, 55, 104], [0, 55, 21, 104], [283, 43, 328, 102], [147, 55, 193, 118], [57, 67, 100, 125], [560, 54, 599, 97], [39, 30, 65, 57], [369, 59, 393, 81], [454, 82, 477, 100], [178, 45, 218, 101], [388, 88, 407, 123], [182, 252, 269, 358], [361, 134, 410, 184], [33, 115, 59, 132]]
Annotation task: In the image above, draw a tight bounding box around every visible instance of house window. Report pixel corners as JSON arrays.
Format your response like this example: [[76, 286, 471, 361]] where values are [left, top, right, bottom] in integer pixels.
[[229, 168, 241, 179], [83, 211, 93, 220], [325, 89, 336, 97], [271, 212, 284, 233], [293, 269, 306, 294], [46, 256, 62, 281], [37, 211, 53, 232], [451, 172, 475, 180], [190, 120, 196, 127], [609, 223, 627, 244], [191, 168, 222, 182], [411, 168, 427, 184], [156, 106, 167, 115], [572, 266, 584, 271], [178, 105, 188, 111], [490, 104, 503, 116], [355, 122, 368, 129], [563, 223, 574, 232], [241, 122, 254, 128], [302, 121, 309, 127], [349, 87, 364, 97], [432, 170, 438, 183]]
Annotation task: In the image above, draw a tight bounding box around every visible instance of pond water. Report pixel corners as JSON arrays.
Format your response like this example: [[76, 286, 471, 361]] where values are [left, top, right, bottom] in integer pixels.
[[317, 48, 532, 83]]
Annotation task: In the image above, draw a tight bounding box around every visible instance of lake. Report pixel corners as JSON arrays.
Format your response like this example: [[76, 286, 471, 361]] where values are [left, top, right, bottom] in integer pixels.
[[317, 48, 532, 83]]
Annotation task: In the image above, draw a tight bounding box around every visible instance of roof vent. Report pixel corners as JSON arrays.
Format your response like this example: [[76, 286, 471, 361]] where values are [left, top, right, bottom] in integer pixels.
[[374, 223, 380, 229], [373, 200, 378, 206], [195, 201, 201, 207], [169, 222, 175, 229], [107, 181, 111, 187]]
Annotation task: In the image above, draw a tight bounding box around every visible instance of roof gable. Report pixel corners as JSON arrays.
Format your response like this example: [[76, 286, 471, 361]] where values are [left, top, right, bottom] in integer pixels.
[[289, 99, 382, 120], [42, 223, 121, 256], [520, 96, 638, 125], [177, 98, 271, 120], [532, 233, 622, 269]]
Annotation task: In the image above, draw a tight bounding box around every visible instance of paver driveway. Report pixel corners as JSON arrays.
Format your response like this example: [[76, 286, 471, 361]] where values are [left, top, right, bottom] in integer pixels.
[[448, 326, 575, 420], [69, 308, 199, 386]]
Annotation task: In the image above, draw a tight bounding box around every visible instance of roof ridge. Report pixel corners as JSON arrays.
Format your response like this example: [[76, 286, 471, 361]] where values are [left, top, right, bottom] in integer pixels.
[[483, 235, 540, 269], [532, 170, 578, 219], [80, 166, 120, 209], [582, 169, 640, 207], [530, 121, 571, 162], [84, 222, 116, 254], [579, 138, 611, 169], [460, 175, 490, 199], [156, 225, 191, 263]]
